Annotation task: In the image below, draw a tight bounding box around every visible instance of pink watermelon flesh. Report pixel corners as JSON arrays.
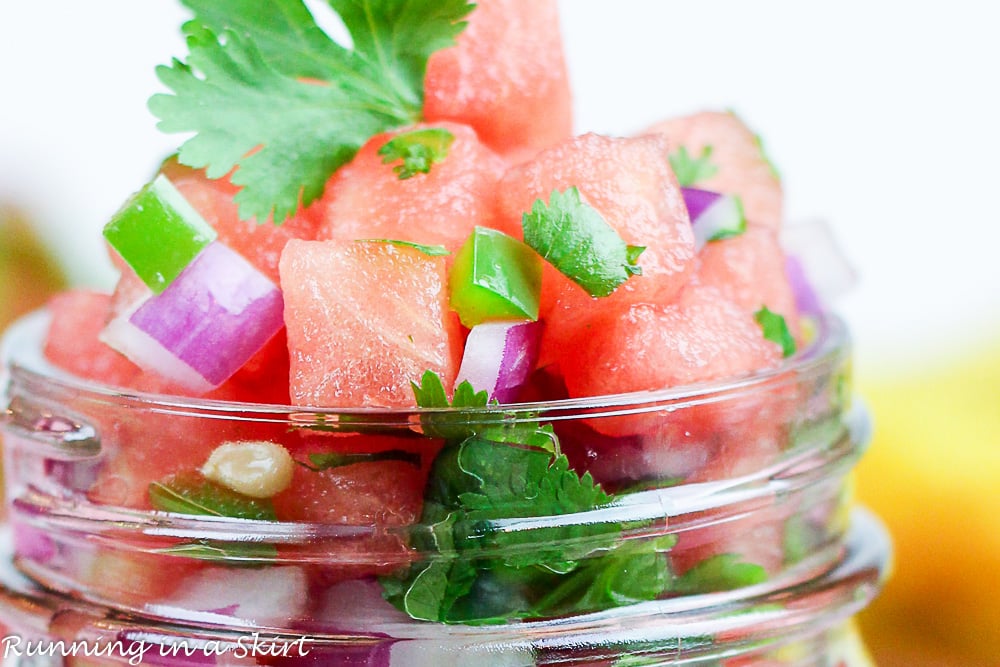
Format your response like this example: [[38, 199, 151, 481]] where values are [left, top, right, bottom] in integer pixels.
[[497, 133, 696, 368], [43, 290, 141, 388], [696, 226, 800, 335], [424, 0, 572, 160], [647, 110, 783, 230], [160, 158, 321, 285], [280, 239, 462, 408], [313, 122, 513, 250], [560, 285, 783, 436]]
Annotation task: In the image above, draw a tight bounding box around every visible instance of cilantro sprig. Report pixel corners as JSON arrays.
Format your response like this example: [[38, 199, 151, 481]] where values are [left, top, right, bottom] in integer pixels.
[[522, 187, 645, 298], [755, 306, 797, 358], [381, 373, 673, 623], [378, 127, 455, 179], [151, 0, 474, 223], [669, 146, 718, 187]]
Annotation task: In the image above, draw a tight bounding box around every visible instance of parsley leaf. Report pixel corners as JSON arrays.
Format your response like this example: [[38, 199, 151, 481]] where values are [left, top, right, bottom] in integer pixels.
[[151, 0, 473, 223], [755, 306, 797, 358], [522, 187, 644, 298], [669, 145, 719, 187], [378, 127, 455, 179]]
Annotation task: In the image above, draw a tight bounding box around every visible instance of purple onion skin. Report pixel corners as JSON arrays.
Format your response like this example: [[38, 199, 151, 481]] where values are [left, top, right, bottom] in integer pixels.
[[492, 320, 543, 404], [785, 254, 824, 317], [129, 242, 284, 387], [681, 187, 722, 222]]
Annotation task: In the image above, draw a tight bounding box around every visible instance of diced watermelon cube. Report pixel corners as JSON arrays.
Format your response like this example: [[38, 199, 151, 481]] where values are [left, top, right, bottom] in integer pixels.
[[497, 133, 696, 367], [160, 158, 321, 284], [312, 122, 512, 250], [43, 290, 141, 388], [647, 110, 783, 230], [280, 239, 462, 408], [696, 226, 800, 334], [560, 285, 783, 436], [424, 0, 573, 160]]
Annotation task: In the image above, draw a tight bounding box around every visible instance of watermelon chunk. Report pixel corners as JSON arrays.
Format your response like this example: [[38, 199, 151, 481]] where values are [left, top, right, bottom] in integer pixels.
[[497, 133, 696, 366], [313, 122, 512, 250], [647, 110, 783, 230], [424, 0, 572, 160], [160, 158, 321, 284], [43, 290, 141, 388], [696, 226, 800, 334], [280, 239, 462, 408], [561, 285, 783, 436]]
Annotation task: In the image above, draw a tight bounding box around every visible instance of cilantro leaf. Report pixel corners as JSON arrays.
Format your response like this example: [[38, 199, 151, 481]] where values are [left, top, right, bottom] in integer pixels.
[[669, 145, 719, 187], [672, 553, 767, 594], [382, 436, 674, 623], [356, 238, 450, 256], [151, 0, 473, 223], [148, 471, 276, 521], [378, 127, 455, 179], [755, 306, 797, 358], [302, 449, 422, 471], [522, 187, 645, 298]]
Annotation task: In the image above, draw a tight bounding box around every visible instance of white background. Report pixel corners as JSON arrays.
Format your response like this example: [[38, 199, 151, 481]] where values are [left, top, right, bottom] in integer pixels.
[[2, 1, 998, 370]]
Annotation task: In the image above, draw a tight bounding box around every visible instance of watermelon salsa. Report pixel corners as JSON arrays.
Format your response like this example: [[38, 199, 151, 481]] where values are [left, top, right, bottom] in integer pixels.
[[3, 0, 860, 635]]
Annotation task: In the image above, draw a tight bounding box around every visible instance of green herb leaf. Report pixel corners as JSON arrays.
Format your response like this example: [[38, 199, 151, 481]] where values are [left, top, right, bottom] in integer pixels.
[[383, 435, 674, 623], [148, 471, 276, 521], [302, 449, 421, 471], [672, 553, 767, 594], [755, 306, 797, 358], [522, 187, 644, 298], [356, 238, 450, 256], [669, 145, 718, 187], [378, 127, 455, 179], [157, 540, 278, 564], [151, 0, 474, 223]]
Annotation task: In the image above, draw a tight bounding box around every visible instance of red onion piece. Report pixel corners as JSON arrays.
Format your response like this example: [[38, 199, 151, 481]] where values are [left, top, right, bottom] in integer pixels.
[[682, 187, 746, 250], [455, 321, 542, 403], [101, 242, 284, 392], [681, 187, 721, 222], [781, 219, 857, 305], [785, 254, 823, 317]]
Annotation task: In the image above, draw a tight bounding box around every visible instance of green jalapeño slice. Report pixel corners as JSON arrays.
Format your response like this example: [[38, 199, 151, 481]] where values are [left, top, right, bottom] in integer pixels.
[[103, 174, 217, 293], [449, 226, 542, 327]]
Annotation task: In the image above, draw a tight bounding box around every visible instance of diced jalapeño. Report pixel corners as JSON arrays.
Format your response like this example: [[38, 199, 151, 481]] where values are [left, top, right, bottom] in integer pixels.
[[103, 174, 217, 293], [449, 227, 542, 327]]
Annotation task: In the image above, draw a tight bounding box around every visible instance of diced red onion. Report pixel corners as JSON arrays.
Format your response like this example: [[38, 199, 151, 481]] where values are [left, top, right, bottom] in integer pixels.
[[682, 187, 746, 250], [785, 254, 823, 317], [455, 321, 542, 404], [162, 565, 309, 625], [12, 522, 56, 565], [101, 242, 284, 393], [781, 219, 858, 306]]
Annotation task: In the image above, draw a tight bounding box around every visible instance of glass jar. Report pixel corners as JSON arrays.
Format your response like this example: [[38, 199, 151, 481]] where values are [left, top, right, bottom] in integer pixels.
[[0, 510, 887, 666], [0, 308, 884, 664]]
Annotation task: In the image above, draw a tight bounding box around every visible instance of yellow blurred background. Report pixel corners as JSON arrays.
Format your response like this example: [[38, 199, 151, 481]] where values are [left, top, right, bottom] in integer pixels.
[[1, 1, 999, 665]]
